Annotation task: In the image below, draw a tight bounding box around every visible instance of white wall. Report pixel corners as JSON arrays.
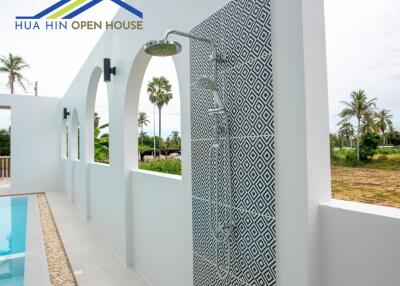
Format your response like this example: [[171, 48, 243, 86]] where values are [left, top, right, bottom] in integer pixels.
[[131, 170, 192, 286], [0, 94, 62, 193], [60, 1, 394, 286], [321, 200, 400, 286], [273, 0, 331, 285], [60, 1, 231, 284]]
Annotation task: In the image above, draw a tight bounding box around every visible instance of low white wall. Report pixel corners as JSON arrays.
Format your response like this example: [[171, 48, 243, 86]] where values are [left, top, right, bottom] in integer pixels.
[[63, 159, 73, 199], [87, 162, 127, 260], [72, 160, 85, 207], [130, 170, 192, 286], [0, 94, 62, 193], [321, 200, 400, 286]]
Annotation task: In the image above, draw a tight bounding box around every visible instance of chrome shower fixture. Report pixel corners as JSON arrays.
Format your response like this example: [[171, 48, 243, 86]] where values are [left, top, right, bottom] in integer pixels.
[[143, 40, 182, 57], [144, 29, 225, 85], [198, 76, 225, 114], [198, 76, 217, 90], [143, 29, 232, 280]]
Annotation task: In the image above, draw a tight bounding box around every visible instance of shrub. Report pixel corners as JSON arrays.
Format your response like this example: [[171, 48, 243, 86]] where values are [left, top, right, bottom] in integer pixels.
[[344, 150, 358, 166], [359, 132, 380, 161], [139, 144, 153, 154], [139, 159, 181, 175], [375, 148, 400, 155]]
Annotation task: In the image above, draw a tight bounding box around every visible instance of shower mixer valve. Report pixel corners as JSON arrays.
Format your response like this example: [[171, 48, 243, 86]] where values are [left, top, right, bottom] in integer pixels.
[[209, 53, 228, 64]]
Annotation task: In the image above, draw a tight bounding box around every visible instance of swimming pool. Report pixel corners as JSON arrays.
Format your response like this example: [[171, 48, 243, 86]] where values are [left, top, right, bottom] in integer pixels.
[[0, 196, 28, 286]]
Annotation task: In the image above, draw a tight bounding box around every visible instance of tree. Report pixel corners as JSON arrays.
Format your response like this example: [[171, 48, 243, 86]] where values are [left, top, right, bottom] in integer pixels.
[[375, 109, 393, 145], [387, 130, 400, 146], [339, 90, 376, 162], [0, 53, 30, 94], [359, 132, 380, 161], [147, 76, 173, 154], [94, 123, 109, 163], [94, 113, 109, 163], [138, 112, 150, 146], [338, 122, 354, 147], [360, 110, 378, 134], [0, 129, 10, 156], [169, 130, 181, 150]]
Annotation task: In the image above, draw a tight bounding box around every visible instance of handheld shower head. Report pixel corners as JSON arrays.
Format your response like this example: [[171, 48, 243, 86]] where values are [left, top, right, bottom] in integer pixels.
[[143, 40, 182, 57], [198, 76, 217, 90], [197, 76, 225, 114]]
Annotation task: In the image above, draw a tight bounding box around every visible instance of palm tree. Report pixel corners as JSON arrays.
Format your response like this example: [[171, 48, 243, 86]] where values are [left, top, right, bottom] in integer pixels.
[[339, 90, 376, 162], [147, 76, 173, 154], [338, 122, 354, 148], [137, 112, 150, 145], [0, 53, 30, 94], [361, 110, 378, 134], [375, 109, 393, 145], [94, 123, 109, 163]]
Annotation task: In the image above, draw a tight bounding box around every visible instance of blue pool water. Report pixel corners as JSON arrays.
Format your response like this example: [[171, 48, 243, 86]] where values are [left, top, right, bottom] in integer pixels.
[[0, 197, 28, 286]]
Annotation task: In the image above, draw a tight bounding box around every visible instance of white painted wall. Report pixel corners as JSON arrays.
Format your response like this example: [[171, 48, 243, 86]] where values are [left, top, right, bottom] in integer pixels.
[[0, 94, 62, 193], [60, 1, 400, 286], [273, 0, 331, 285], [60, 1, 231, 284], [131, 170, 192, 286], [321, 200, 400, 286]]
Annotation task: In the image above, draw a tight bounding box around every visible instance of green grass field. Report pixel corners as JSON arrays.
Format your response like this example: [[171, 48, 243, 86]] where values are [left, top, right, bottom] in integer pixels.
[[331, 148, 400, 208]]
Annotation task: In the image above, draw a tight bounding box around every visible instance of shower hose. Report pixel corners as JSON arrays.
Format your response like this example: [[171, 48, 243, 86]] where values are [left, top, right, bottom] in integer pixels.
[[208, 112, 233, 279]]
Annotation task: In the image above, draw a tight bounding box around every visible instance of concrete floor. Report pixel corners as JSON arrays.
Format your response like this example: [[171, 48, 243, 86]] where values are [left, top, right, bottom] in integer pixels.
[[46, 192, 150, 286]]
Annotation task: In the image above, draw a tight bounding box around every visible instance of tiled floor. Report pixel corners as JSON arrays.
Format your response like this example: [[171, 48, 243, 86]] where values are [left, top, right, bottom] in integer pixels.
[[46, 192, 150, 286]]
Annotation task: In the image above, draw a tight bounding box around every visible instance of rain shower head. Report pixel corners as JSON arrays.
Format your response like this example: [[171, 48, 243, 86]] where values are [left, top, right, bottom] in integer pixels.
[[143, 40, 182, 57], [198, 76, 217, 90]]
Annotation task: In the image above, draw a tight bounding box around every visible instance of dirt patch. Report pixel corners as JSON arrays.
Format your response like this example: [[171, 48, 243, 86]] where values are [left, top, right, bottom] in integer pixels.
[[332, 165, 400, 208], [37, 193, 77, 286]]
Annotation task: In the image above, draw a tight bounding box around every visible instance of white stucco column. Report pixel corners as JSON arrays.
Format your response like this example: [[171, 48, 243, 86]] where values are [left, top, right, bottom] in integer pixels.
[[273, 0, 331, 285]]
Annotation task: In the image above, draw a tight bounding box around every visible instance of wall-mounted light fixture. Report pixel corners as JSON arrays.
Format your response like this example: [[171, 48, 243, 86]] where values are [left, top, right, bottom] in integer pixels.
[[63, 107, 70, 119], [103, 58, 116, 82]]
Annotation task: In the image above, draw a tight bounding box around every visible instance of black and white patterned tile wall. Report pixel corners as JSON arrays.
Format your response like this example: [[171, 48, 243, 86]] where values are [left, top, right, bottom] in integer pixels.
[[190, 0, 275, 285]]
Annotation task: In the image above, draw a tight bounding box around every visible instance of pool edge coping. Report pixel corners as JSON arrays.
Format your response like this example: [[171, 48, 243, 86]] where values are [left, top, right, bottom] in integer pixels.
[[24, 194, 51, 286]]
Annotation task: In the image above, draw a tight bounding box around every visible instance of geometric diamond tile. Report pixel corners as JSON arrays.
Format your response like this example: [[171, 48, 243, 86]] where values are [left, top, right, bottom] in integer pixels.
[[230, 208, 276, 286], [190, 0, 275, 285], [223, 54, 274, 138], [230, 136, 275, 218], [193, 252, 248, 286]]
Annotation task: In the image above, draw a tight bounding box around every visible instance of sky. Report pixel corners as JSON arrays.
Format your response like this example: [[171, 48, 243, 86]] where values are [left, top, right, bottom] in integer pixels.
[[0, 0, 181, 136], [0, 0, 399, 135], [325, 0, 400, 132]]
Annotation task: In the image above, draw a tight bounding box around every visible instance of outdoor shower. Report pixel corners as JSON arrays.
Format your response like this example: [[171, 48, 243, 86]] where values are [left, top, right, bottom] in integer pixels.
[[144, 29, 233, 279]]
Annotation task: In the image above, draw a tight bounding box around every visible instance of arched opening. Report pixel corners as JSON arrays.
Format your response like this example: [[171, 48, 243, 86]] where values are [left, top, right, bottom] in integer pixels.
[[88, 70, 110, 165], [85, 67, 102, 163], [71, 109, 80, 160], [94, 74, 109, 164], [136, 57, 181, 175]]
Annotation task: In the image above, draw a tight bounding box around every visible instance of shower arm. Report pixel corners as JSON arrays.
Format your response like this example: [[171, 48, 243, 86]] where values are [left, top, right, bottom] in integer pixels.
[[164, 29, 218, 86]]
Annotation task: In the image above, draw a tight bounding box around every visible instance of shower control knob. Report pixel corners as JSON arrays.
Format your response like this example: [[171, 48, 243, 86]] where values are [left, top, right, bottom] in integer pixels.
[[209, 53, 228, 64]]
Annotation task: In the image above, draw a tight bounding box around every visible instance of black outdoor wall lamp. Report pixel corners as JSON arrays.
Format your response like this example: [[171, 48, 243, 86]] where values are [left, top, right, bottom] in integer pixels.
[[103, 58, 116, 82], [63, 107, 70, 119]]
